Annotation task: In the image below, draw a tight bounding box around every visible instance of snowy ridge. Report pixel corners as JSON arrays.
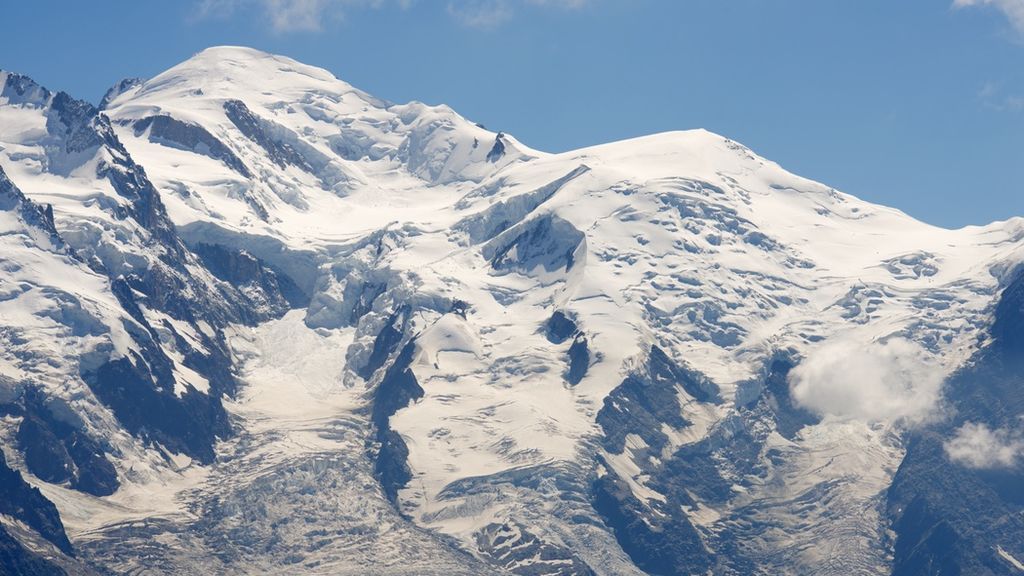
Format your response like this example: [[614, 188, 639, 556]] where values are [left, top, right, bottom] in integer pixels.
[[0, 47, 1023, 574]]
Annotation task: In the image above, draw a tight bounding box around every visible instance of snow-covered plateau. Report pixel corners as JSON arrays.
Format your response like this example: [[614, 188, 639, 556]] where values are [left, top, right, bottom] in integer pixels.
[[1, 47, 1023, 575]]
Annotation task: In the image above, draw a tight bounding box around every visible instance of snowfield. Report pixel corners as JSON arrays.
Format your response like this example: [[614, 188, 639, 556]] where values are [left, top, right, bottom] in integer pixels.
[[1, 47, 1023, 575]]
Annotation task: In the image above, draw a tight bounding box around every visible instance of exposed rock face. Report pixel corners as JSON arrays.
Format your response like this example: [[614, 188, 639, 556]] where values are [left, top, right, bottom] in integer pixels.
[[475, 520, 596, 575], [191, 242, 301, 315], [370, 338, 424, 504], [0, 450, 72, 555], [14, 387, 118, 496], [0, 524, 68, 576]]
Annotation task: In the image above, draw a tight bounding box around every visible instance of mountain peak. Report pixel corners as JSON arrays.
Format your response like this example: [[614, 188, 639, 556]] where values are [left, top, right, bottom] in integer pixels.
[[162, 45, 351, 91], [181, 45, 335, 81], [104, 45, 380, 119], [99, 77, 144, 110], [3, 46, 1023, 576], [0, 70, 52, 107], [194, 45, 275, 59]]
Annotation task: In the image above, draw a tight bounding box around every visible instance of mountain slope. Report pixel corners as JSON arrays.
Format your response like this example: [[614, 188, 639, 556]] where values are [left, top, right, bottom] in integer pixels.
[[0, 46, 1022, 574]]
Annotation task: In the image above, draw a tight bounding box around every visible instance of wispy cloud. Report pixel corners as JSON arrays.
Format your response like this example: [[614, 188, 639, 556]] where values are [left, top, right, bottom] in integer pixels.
[[447, 0, 587, 28], [447, 1, 514, 28], [788, 338, 945, 425], [265, 0, 333, 32], [978, 81, 1024, 112], [944, 422, 1024, 469], [953, 0, 1024, 34], [194, 0, 588, 33], [194, 0, 388, 33]]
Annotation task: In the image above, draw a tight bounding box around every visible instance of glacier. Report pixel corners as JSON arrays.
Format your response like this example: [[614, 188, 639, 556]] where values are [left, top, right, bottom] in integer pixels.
[[0, 46, 1022, 575]]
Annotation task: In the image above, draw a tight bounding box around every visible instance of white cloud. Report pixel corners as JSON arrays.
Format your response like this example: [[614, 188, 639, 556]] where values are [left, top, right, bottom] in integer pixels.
[[977, 81, 1024, 112], [448, 0, 588, 28], [944, 422, 1024, 469], [788, 337, 945, 425], [265, 0, 332, 32], [527, 0, 589, 8], [194, 0, 346, 32], [953, 0, 1024, 34], [194, 0, 587, 32], [447, 1, 514, 28], [194, 0, 409, 33]]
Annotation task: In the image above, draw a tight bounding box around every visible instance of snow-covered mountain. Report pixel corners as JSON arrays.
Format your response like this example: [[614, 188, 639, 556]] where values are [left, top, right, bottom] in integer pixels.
[[1, 46, 1023, 575]]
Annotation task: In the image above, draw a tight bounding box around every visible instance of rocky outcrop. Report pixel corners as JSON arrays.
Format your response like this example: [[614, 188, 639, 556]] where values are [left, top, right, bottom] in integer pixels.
[[13, 388, 118, 496], [0, 450, 72, 555]]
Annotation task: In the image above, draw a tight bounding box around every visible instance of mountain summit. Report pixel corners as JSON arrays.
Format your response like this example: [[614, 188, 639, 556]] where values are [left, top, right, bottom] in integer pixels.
[[0, 47, 1022, 575]]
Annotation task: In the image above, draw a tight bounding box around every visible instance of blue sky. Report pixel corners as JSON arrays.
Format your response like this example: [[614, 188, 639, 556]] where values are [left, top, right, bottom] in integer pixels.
[[3, 0, 1024, 228]]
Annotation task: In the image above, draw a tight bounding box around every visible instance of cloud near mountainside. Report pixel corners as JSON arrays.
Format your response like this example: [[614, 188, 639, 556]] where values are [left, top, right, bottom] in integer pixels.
[[194, 0, 588, 32], [953, 0, 1024, 33], [944, 422, 1024, 469], [788, 337, 945, 424]]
